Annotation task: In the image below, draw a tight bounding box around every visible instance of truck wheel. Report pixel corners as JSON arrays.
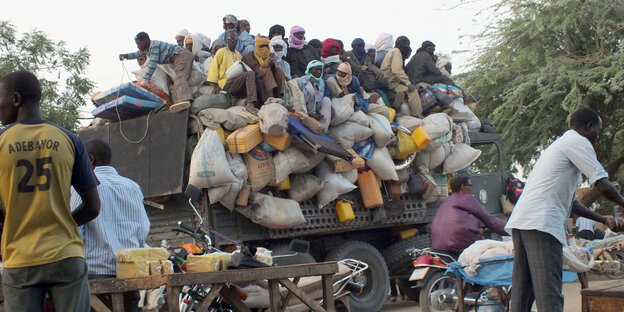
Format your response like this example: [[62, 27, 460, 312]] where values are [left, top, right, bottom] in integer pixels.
[[382, 234, 431, 275], [325, 241, 389, 312], [397, 278, 420, 302], [271, 244, 316, 266]]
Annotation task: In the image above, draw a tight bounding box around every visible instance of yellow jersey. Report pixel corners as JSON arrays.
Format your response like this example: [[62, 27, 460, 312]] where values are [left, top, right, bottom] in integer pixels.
[[0, 121, 98, 268]]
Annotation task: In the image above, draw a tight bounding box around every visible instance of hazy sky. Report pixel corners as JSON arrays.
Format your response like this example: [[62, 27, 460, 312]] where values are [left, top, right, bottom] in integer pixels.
[[1, 0, 493, 117]]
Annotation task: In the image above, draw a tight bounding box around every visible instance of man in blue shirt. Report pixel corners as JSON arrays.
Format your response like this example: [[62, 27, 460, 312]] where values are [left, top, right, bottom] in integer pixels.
[[119, 32, 193, 113]]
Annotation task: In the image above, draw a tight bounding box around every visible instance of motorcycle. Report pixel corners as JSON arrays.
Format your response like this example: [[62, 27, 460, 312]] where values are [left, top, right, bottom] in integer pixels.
[[406, 248, 509, 312]]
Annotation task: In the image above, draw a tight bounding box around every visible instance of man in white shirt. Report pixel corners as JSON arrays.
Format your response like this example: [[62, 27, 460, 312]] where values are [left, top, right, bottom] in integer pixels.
[[505, 107, 624, 312], [71, 139, 150, 311]]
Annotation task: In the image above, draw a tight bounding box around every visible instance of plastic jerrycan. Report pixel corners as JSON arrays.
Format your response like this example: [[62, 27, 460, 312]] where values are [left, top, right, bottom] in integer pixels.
[[335, 200, 355, 222], [358, 169, 383, 209], [411, 125, 431, 150]]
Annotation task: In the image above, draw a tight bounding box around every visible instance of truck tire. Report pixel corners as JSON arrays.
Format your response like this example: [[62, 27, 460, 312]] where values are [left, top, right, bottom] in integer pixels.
[[382, 234, 431, 275], [325, 241, 389, 312], [271, 244, 317, 266]]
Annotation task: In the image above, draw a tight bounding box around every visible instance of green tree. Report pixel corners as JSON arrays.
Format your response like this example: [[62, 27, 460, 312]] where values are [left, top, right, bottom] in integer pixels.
[[461, 0, 624, 186], [0, 20, 94, 131]]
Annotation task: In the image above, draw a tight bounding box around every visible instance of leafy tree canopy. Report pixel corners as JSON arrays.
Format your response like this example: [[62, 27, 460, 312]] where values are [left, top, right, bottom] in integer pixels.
[[460, 0, 624, 184], [0, 20, 94, 131]]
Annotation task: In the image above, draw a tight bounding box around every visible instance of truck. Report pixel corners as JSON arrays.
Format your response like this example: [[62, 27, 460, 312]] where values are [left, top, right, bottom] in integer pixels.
[[78, 110, 507, 312]]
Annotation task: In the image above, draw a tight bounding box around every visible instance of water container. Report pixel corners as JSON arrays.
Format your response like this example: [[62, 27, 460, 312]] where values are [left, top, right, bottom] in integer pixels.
[[263, 132, 292, 151], [335, 200, 355, 222], [400, 228, 419, 240], [387, 107, 396, 122], [358, 169, 383, 209], [279, 176, 291, 191], [411, 125, 431, 150]]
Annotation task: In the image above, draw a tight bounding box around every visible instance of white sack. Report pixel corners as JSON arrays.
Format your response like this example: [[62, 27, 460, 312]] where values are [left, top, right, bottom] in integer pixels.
[[188, 129, 237, 188], [563, 246, 595, 273], [422, 113, 453, 139], [367, 147, 399, 181], [328, 122, 375, 149], [257, 103, 289, 136], [274, 147, 310, 183], [330, 95, 355, 126], [289, 174, 326, 202], [293, 151, 326, 174], [443, 143, 482, 174], [416, 144, 447, 171], [396, 116, 423, 132], [348, 110, 369, 127], [367, 113, 394, 148], [250, 193, 306, 229], [341, 169, 358, 184], [198, 108, 248, 131], [316, 161, 357, 208]]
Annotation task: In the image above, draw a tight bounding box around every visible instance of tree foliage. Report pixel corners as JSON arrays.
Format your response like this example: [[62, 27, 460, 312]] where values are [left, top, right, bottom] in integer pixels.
[[0, 20, 94, 131], [460, 0, 624, 182]]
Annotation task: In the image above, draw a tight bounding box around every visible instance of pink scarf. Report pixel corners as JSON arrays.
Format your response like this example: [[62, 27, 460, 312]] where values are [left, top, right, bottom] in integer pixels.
[[289, 25, 306, 50]]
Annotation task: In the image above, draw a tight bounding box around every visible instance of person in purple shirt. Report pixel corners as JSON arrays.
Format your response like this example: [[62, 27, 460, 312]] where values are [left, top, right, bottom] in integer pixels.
[[431, 174, 508, 255]]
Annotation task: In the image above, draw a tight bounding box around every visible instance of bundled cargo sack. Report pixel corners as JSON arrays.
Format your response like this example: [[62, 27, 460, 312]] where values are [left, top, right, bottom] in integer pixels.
[[328, 122, 375, 149], [293, 151, 326, 174], [451, 98, 481, 131], [189, 129, 238, 188], [443, 143, 482, 174], [289, 174, 326, 202], [366, 103, 390, 120], [285, 78, 308, 117], [451, 122, 471, 145], [416, 144, 447, 171], [367, 147, 399, 181], [245, 147, 276, 191], [348, 110, 369, 127], [249, 193, 306, 229], [191, 93, 231, 114], [274, 147, 310, 183], [228, 106, 260, 124], [198, 108, 248, 131], [186, 254, 222, 273], [316, 161, 357, 208], [257, 103, 289, 136], [422, 113, 453, 139], [367, 113, 394, 148], [396, 116, 423, 132], [341, 169, 358, 184], [330, 95, 355, 126], [219, 153, 248, 210]]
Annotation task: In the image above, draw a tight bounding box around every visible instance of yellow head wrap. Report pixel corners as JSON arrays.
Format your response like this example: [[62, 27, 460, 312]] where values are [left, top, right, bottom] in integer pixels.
[[254, 35, 271, 68]]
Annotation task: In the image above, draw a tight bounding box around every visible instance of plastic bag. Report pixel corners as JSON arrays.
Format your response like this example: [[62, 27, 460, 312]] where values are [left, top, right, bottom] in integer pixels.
[[258, 103, 289, 136], [353, 138, 375, 160], [316, 161, 357, 208], [250, 193, 306, 229], [367, 147, 399, 181], [388, 130, 418, 160], [274, 147, 310, 183], [189, 129, 237, 188], [367, 113, 394, 148], [563, 246, 594, 273], [330, 95, 355, 126], [328, 121, 375, 149], [289, 174, 326, 202]]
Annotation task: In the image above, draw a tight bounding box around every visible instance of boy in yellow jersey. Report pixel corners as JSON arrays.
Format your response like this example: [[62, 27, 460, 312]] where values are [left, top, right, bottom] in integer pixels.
[[0, 71, 101, 312]]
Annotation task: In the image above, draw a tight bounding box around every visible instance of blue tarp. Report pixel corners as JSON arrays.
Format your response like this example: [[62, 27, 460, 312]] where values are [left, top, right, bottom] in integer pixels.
[[92, 95, 161, 121], [447, 255, 578, 286], [93, 82, 163, 106]]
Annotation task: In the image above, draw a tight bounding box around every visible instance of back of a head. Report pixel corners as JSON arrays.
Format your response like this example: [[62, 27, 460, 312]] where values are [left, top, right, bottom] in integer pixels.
[[450, 174, 470, 193], [395, 36, 410, 47], [0, 70, 42, 105], [570, 107, 600, 129], [135, 31, 150, 41], [86, 139, 112, 166]]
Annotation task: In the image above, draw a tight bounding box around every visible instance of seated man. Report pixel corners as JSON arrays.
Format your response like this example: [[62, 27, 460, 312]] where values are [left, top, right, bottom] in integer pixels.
[[286, 26, 321, 78], [321, 38, 343, 77], [575, 204, 606, 240], [406, 40, 456, 87], [431, 174, 508, 255], [380, 36, 422, 117], [268, 24, 286, 40], [71, 139, 150, 311], [217, 14, 254, 54], [242, 35, 286, 105], [175, 28, 190, 47], [185, 33, 211, 64], [120, 32, 193, 112], [270, 36, 292, 80], [295, 60, 332, 133], [344, 38, 384, 79], [207, 29, 258, 113], [324, 62, 372, 111]]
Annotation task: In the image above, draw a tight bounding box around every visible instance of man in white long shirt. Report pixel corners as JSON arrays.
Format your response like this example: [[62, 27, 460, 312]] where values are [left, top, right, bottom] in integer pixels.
[[505, 107, 624, 312], [71, 139, 150, 311]]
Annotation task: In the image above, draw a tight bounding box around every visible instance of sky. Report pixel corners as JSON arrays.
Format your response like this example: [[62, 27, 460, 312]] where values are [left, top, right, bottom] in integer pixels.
[[1, 0, 495, 118]]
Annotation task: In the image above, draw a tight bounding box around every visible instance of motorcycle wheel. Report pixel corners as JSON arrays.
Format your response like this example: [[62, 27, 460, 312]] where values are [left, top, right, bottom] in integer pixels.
[[419, 270, 458, 312]]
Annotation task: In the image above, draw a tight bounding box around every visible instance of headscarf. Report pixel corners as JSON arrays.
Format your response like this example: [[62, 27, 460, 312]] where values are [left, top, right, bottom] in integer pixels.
[[321, 38, 342, 58], [289, 26, 306, 49], [254, 35, 271, 68], [185, 34, 200, 58], [176, 29, 190, 39], [375, 33, 393, 52], [365, 43, 376, 52], [270, 36, 288, 58], [269, 24, 286, 39], [223, 14, 238, 30], [308, 39, 322, 49], [351, 38, 366, 64], [416, 40, 436, 54], [336, 62, 353, 90], [305, 60, 324, 89], [211, 39, 226, 54]]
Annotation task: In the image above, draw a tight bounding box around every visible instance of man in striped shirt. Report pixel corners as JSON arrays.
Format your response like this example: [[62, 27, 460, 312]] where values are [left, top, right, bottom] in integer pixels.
[[70, 139, 150, 311], [120, 32, 193, 113]]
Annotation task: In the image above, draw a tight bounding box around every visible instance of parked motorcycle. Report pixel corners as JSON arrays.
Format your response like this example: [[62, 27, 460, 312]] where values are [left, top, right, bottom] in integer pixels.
[[406, 248, 509, 312]]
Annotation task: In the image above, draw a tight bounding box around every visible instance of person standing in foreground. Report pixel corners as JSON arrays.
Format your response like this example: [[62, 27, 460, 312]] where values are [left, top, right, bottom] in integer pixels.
[[505, 107, 624, 312], [0, 71, 101, 312], [71, 139, 150, 311]]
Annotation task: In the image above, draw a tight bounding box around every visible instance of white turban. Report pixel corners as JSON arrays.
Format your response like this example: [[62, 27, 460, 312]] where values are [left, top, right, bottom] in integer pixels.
[[176, 28, 190, 38], [270, 36, 288, 58], [365, 43, 376, 52]]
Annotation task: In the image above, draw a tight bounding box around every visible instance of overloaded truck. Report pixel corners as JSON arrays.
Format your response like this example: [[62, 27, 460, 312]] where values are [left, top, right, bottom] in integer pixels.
[[78, 108, 506, 312]]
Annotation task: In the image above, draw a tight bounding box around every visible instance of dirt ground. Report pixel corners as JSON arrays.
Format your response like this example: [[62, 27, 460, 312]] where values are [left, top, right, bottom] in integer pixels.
[[381, 279, 618, 312]]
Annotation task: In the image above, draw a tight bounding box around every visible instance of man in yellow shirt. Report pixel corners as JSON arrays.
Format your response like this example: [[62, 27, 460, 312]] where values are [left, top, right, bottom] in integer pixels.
[[207, 29, 259, 114], [380, 36, 422, 117], [0, 71, 101, 312]]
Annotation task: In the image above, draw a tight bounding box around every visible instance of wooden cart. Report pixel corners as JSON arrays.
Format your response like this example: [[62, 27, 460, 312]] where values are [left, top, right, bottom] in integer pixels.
[[581, 279, 624, 312]]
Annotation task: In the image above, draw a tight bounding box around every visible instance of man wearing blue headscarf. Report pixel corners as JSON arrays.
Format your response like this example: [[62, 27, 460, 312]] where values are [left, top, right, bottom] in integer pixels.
[[295, 60, 332, 133]]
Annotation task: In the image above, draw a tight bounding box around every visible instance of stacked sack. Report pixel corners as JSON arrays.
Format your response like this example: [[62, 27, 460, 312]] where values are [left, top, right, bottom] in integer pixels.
[[187, 86, 484, 230], [116, 248, 174, 278]]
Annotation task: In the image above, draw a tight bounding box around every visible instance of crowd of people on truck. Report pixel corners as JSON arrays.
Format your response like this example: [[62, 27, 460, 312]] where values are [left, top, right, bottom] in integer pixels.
[[118, 14, 465, 122]]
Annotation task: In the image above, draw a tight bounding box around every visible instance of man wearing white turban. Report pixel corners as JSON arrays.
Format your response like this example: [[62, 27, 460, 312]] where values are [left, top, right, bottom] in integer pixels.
[[175, 29, 190, 47]]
